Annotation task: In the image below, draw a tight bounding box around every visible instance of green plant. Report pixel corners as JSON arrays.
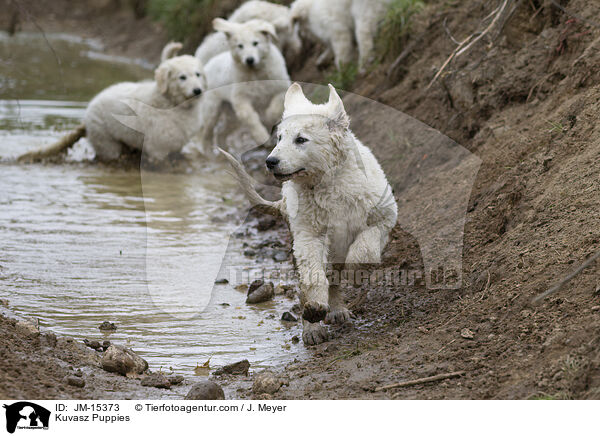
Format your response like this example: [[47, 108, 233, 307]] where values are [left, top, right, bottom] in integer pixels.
[[324, 63, 358, 92], [376, 0, 425, 59], [146, 0, 218, 42]]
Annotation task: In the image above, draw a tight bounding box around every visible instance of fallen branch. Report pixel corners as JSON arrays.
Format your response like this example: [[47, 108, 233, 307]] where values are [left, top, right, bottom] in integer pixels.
[[427, 0, 511, 89], [531, 249, 600, 305], [375, 370, 465, 392]]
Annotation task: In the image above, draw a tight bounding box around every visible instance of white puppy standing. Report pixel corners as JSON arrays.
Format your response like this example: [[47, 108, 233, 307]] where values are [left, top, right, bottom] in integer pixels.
[[221, 83, 398, 345], [199, 19, 291, 153], [195, 0, 301, 65]]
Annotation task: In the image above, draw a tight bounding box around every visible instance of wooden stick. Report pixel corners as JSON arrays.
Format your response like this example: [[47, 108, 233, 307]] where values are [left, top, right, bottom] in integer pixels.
[[531, 249, 600, 305], [375, 370, 465, 391]]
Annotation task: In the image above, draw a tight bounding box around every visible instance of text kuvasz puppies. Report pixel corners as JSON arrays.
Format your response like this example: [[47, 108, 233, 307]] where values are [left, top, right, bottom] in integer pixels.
[[221, 83, 398, 345], [18, 44, 206, 163], [290, 0, 391, 71], [195, 0, 301, 65], [198, 19, 291, 152]]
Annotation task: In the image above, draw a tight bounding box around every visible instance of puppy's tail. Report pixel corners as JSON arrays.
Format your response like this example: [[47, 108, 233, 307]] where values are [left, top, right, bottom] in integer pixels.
[[161, 41, 183, 62], [17, 124, 86, 163], [218, 147, 283, 217]]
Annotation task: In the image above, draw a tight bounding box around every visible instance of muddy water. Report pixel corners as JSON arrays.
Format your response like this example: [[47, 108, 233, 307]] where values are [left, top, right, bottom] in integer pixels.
[[0, 32, 304, 382]]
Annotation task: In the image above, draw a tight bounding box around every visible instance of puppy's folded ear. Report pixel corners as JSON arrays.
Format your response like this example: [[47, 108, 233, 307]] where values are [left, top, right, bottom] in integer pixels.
[[213, 18, 234, 38], [326, 84, 350, 130], [255, 20, 278, 42], [155, 64, 171, 95]]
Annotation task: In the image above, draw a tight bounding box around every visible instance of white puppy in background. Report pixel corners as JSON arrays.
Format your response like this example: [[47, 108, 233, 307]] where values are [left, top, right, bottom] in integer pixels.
[[18, 43, 207, 163], [198, 18, 290, 153], [195, 0, 301, 65], [290, 0, 391, 71], [221, 83, 398, 345]]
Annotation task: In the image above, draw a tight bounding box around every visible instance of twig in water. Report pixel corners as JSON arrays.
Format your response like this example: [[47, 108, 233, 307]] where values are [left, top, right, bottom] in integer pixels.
[[531, 249, 600, 305], [375, 370, 466, 392]]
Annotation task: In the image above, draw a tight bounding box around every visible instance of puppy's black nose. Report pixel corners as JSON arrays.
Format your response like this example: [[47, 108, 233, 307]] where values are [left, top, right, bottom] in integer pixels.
[[265, 156, 279, 170], [193, 88, 202, 96], [246, 57, 255, 66]]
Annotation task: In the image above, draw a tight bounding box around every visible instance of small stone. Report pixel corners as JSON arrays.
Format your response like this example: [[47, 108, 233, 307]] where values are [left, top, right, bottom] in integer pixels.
[[101, 345, 148, 376], [252, 371, 282, 395], [246, 282, 274, 304], [102, 340, 111, 351], [291, 336, 300, 344], [98, 321, 117, 331], [281, 312, 297, 322], [0, 299, 8, 307], [291, 303, 302, 314], [141, 373, 171, 389], [168, 375, 184, 385], [184, 381, 225, 400], [214, 278, 229, 284], [461, 328, 475, 340], [220, 303, 230, 307], [257, 216, 277, 231], [243, 249, 256, 257], [84, 339, 102, 351], [214, 359, 250, 376], [248, 280, 264, 294], [591, 305, 600, 312], [273, 250, 288, 262], [64, 375, 85, 388]]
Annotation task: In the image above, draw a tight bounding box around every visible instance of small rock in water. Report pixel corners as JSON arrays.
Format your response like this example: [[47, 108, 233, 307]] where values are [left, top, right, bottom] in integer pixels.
[[64, 375, 85, 388], [243, 249, 256, 257], [252, 371, 282, 395], [257, 216, 277, 231], [214, 278, 229, 284], [98, 321, 117, 331], [101, 345, 148, 376], [281, 312, 297, 322], [185, 381, 225, 400], [273, 250, 288, 262], [246, 282, 274, 304], [291, 336, 300, 344], [141, 373, 171, 389], [168, 375, 184, 385], [248, 280, 264, 294], [220, 303, 230, 307], [102, 340, 111, 351], [214, 359, 250, 376], [83, 339, 103, 351], [291, 303, 302, 314], [0, 299, 8, 307]]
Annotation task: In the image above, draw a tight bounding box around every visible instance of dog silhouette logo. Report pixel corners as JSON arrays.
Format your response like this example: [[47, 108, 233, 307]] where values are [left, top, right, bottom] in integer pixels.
[[3, 402, 50, 434]]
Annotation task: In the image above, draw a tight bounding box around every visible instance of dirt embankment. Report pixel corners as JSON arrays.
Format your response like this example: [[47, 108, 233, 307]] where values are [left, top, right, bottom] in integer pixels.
[[3, 0, 600, 400]]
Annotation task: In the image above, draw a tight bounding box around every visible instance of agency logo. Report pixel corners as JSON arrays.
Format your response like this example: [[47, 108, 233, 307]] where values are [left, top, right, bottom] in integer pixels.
[[3, 402, 50, 434]]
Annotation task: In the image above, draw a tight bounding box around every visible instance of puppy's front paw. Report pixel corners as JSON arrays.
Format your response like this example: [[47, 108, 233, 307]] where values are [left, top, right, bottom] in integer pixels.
[[303, 301, 329, 323], [302, 322, 329, 346], [324, 308, 352, 325]]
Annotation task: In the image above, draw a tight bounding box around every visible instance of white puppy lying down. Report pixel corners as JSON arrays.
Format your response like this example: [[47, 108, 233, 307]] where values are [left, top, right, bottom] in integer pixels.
[[290, 0, 391, 71], [199, 18, 290, 152], [195, 0, 301, 65], [221, 83, 398, 345], [17, 45, 206, 163]]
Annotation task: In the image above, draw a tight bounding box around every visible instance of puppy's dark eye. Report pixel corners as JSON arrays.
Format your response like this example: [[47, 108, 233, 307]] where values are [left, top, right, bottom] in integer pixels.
[[195, 72, 201, 77], [179, 75, 187, 81], [295, 136, 308, 144], [253, 41, 259, 46], [238, 44, 244, 49]]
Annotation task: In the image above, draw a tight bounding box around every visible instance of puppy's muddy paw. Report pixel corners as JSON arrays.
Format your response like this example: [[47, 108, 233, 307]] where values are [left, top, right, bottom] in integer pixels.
[[324, 308, 352, 325], [302, 301, 329, 323], [302, 322, 329, 346]]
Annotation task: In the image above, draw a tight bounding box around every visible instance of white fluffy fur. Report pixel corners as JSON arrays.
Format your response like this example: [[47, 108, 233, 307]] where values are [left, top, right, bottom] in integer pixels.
[[290, 0, 390, 71], [84, 53, 206, 161], [195, 0, 301, 65], [223, 83, 398, 345], [199, 18, 291, 151]]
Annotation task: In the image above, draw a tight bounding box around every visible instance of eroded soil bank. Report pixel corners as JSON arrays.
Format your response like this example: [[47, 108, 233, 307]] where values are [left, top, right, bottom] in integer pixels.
[[3, 0, 600, 399]]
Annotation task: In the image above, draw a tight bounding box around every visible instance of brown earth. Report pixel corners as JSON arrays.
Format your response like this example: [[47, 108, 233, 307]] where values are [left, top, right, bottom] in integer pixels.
[[2, 0, 600, 400]]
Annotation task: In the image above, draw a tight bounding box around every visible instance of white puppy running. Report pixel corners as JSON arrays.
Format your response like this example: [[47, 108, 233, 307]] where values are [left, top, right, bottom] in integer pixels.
[[290, 0, 390, 71], [221, 83, 398, 345], [195, 0, 301, 65], [18, 44, 206, 163], [199, 18, 291, 153]]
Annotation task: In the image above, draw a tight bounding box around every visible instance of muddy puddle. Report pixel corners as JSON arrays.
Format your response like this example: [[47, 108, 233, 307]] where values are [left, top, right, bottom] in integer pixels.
[[0, 31, 305, 391]]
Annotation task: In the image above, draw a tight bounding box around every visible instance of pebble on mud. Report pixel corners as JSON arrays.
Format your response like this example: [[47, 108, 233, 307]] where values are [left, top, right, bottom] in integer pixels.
[[64, 375, 85, 388], [257, 216, 277, 231], [184, 381, 225, 400], [214, 359, 250, 376], [98, 321, 117, 331], [246, 282, 274, 304], [168, 375, 184, 385], [273, 250, 288, 262], [461, 328, 475, 340], [252, 371, 282, 395], [101, 344, 148, 376], [141, 373, 171, 389], [214, 278, 229, 284], [281, 312, 297, 322]]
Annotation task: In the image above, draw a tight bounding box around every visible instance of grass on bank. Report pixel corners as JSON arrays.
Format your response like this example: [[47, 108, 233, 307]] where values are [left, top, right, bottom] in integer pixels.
[[377, 0, 425, 59]]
